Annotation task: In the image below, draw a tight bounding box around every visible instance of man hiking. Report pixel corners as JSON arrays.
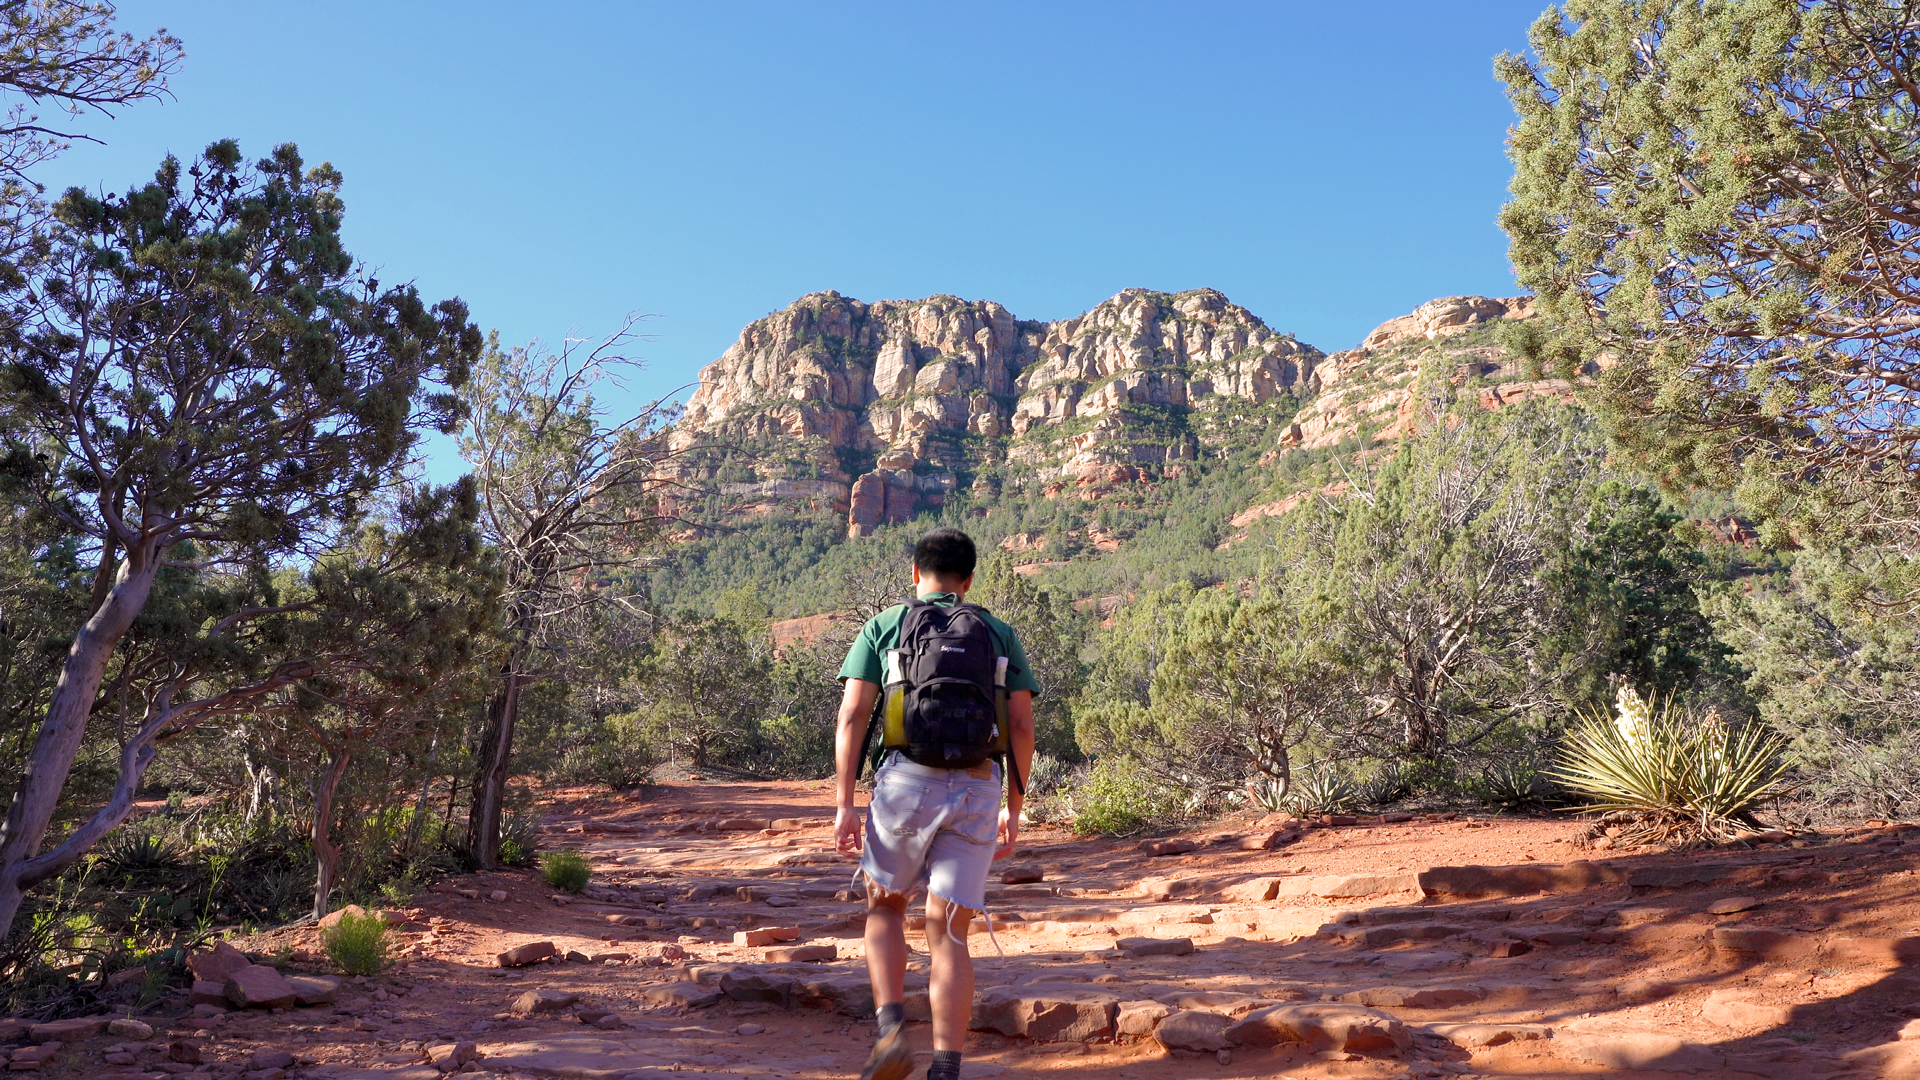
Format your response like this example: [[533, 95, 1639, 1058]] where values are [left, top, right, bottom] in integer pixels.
[[833, 528, 1037, 1080]]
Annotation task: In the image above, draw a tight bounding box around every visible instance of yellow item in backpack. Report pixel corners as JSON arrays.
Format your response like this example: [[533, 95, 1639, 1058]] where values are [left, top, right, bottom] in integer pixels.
[[881, 648, 908, 749]]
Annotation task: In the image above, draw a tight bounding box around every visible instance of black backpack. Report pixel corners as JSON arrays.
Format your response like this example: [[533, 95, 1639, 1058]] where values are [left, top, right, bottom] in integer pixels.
[[863, 598, 1024, 792]]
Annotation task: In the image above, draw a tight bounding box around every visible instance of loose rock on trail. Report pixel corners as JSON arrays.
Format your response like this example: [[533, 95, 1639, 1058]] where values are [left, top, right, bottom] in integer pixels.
[[17, 779, 1920, 1079]]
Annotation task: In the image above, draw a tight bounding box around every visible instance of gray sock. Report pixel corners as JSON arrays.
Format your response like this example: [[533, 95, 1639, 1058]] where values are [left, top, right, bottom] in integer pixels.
[[927, 1049, 961, 1080], [875, 1002, 904, 1035]]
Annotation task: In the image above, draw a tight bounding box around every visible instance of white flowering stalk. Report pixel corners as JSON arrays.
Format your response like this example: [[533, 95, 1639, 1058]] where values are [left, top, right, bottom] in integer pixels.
[[1613, 685, 1652, 750]]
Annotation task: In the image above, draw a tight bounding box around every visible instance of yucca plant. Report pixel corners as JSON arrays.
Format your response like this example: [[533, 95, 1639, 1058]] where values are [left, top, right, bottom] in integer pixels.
[[1480, 756, 1560, 808], [1355, 762, 1410, 808], [1283, 766, 1357, 817], [1550, 686, 1792, 847]]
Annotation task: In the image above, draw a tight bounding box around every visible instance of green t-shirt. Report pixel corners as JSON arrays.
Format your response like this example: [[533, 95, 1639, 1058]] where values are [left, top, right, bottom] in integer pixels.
[[837, 592, 1041, 696]]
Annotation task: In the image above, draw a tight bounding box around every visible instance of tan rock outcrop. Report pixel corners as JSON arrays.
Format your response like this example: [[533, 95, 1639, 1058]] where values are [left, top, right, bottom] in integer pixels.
[[667, 289, 1559, 535], [667, 288, 1324, 536], [1284, 295, 1545, 453]]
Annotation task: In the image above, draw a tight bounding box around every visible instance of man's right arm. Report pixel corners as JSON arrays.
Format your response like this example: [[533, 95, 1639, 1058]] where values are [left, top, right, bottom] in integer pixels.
[[832, 678, 879, 855]]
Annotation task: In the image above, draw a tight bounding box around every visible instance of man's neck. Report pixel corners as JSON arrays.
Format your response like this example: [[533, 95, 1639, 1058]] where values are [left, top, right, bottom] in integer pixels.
[[917, 583, 965, 600]]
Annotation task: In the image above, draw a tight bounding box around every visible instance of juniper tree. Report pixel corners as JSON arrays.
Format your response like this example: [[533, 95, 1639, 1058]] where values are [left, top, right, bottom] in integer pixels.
[[459, 328, 677, 867], [0, 141, 482, 939], [1500, 0, 1920, 608], [0, 0, 181, 271]]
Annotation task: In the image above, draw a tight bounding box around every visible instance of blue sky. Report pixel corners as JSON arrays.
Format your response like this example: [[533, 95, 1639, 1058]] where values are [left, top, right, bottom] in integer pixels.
[[41, 1, 1546, 477]]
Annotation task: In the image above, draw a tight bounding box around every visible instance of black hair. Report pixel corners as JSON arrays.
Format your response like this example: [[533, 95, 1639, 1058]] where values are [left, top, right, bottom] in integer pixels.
[[913, 528, 977, 581]]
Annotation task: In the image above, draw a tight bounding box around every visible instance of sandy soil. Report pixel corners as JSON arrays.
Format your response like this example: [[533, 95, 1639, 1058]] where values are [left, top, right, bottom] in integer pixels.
[[16, 779, 1920, 1080]]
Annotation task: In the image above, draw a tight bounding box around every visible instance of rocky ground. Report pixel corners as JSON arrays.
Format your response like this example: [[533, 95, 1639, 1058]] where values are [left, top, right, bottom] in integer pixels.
[[12, 780, 1920, 1080]]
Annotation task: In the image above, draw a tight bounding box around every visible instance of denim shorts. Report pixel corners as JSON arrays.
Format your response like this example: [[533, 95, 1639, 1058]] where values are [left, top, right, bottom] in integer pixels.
[[859, 754, 1002, 913]]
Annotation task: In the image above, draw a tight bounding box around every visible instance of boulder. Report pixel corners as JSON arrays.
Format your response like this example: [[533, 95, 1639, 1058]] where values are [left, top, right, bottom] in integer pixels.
[[496, 941, 557, 968], [186, 941, 254, 983], [641, 982, 722, 1008], [1707, 895, 1762, 915], [10, 1044, 63, 1067], [1001, 868, 1044, 885], [970, 984, 1119, 1042], [720, 970, 802, 1007], [106, 1020, 153, 1040], [168, 1041, 204, 1065], [1237, 830, 1297, 850], [509, 989, 580, 1017], [250, 1051, 295, 1069], [28, 1017, 107, 1042], [1116, 1001, 1171, 1036], [1154, 1011, 1233, 1053], [284, 974, 342, 1006], [317, 905, 376, 929], [224, 966, 298, 1010], [1224, 877, 1281, 902], [1225, 1003, 1411, 1054], [1417, 861, 1627, 899], [1489, 939, 1532, 958], [1117, 936, 1193, 957], [425, 1042, 480, 1072], [1424, 1022, 1551, 1048], [733, 927, 800, 947], [1141, 839, 1196, 856], [1339, 986, 1485, 1009]]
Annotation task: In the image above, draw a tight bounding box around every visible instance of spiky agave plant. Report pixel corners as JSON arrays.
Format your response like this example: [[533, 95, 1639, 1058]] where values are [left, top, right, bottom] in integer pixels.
[[1550, 687, 1792, 847], [1284, 766, 1357, 817]]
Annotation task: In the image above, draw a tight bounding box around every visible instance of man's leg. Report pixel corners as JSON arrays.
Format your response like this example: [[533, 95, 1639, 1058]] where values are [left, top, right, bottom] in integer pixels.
[[864, 883, 909, 1007], [925, 895, 974, 1058], [858, 883, 915, 1080]]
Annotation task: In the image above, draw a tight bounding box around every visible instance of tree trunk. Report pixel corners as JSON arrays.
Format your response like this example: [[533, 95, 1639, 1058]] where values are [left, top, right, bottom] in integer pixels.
[[466, 665, 522, 869], [405, 734, 439, 863], [311, 747, 352, 921], [0, 545, 158, 942]]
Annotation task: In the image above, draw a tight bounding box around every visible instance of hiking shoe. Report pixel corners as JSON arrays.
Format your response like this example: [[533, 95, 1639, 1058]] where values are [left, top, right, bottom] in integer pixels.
[[857, 1024, 913, 1080]]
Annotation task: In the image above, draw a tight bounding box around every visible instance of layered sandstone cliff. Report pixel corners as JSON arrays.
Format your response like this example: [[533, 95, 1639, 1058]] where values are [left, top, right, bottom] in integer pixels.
[[668, 288, 1546, 537], [667, 288, 1321, 535]]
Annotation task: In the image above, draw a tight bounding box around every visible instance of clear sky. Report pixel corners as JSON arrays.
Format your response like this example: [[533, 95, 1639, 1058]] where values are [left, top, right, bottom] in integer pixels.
[[40, 1, 1548, 476]]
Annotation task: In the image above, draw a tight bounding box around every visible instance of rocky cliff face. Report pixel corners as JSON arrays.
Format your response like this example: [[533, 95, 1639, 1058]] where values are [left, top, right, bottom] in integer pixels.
[[1282, 295, 1550, 452], [668, 288, 1320, 535], [668, 288, 1543, 537]]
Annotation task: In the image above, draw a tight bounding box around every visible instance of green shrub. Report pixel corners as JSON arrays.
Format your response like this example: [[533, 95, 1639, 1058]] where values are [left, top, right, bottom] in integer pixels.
[[1550, 686, 1792, 846], [320, 910, 391, 976], [541, 851, 591, 893], [1072, 759, 1182, 836]]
